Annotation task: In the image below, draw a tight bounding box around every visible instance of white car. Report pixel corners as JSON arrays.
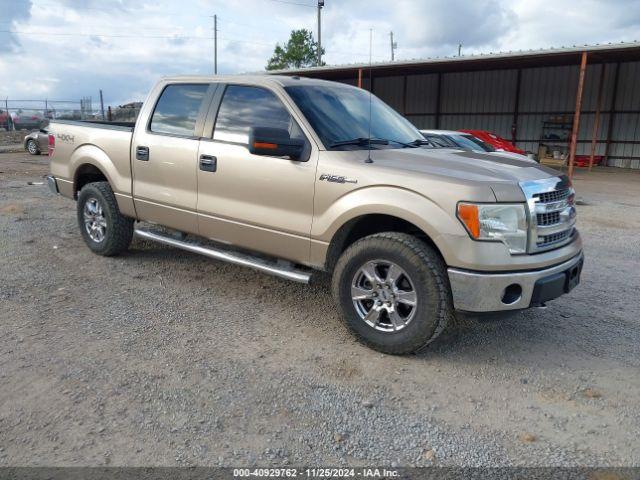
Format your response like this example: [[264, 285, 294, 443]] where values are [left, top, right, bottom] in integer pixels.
[[420, 130, 533, 162]]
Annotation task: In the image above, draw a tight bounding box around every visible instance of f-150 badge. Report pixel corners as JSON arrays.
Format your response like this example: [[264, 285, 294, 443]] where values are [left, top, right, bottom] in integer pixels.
[[319, 174, 357, 184]]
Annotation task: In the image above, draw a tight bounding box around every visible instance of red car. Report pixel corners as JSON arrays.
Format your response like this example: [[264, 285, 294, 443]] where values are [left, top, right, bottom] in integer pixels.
[[0, 111, 10, 130], [460, 129, 525, 155]]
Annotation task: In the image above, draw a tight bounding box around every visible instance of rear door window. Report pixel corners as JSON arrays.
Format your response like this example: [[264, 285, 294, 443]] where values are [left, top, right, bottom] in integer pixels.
[[150, 84, 209, 136], [213, 85, 304, 145]]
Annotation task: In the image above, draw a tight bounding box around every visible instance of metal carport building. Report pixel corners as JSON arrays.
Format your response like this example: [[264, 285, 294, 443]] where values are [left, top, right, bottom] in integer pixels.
[[275, 42, 640, 172]]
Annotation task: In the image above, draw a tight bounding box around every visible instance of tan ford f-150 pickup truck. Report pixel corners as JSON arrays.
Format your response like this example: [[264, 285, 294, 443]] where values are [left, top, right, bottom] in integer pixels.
[[47, 75, 583, 354]]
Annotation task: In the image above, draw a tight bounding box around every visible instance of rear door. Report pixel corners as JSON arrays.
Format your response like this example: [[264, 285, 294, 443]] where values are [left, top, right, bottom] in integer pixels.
[[132, 82, 215, 233], [196, 84, 317, 264]]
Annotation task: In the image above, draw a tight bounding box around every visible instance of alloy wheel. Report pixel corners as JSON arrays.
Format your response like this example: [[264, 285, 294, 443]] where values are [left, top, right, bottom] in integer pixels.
[[351, 259, 418, 332], [83, 197, 107, 243]]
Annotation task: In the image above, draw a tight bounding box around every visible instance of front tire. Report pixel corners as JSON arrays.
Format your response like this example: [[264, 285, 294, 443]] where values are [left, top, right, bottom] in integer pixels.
[[26, 139, 39, 155], [332, 232, 453, 354], [77, 181, 133, 256]]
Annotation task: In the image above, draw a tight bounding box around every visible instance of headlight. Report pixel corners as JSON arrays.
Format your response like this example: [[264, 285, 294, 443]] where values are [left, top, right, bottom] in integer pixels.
[[457, 203, 528, 254]]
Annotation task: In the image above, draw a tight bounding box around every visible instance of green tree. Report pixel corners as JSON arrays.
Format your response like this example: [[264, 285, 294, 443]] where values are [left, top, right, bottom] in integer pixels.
[[266, 29, 325, 70]]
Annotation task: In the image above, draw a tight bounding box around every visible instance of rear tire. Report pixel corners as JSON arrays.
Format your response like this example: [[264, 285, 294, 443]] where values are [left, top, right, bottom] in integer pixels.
[[77, 181, 133, 256], [332, 232, 453, 354], [26, 139, 39, 155]]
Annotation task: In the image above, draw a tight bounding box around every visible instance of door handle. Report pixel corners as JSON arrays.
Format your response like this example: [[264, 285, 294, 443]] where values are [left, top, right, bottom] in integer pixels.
[[199, 154, 217, 172], [136, 146, 149, 161]]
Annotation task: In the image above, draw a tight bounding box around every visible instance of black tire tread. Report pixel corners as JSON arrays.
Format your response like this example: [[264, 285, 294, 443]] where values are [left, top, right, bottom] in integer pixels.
[[332, 232, 454, 354], [77, 181, 133, 256]]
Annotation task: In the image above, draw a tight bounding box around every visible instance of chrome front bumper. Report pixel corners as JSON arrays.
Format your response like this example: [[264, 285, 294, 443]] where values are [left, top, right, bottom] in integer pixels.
[[447, 252, 584, 312], [46, 175, 59, 194]]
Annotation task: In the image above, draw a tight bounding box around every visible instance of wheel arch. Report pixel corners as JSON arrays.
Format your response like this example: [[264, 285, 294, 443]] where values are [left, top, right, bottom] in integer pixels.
[[313, 186, 461, 271], [73, 162, 109, 199], [324, 213, 446, 272]]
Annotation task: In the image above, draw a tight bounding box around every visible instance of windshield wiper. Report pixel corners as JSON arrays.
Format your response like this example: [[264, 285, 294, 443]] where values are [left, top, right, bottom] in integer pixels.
[[408, 138, 434, 147], [330, 137, 389, 148], [330, 137, 432, 149], [384, 138, 434, 148]]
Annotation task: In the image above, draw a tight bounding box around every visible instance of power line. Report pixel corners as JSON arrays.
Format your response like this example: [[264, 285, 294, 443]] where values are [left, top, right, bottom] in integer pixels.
[[29, 1, 134, 13], [217, 34, 275, 47], [0, 22, 204, 35], [30, 0, 185, 16], [0, 29, 213, 40], [1, 28, 280, 47], [3, 28, 390, 58], [267, 0, 317, 7], [0, 20, 203, 32], [217, 17, 287, 30]]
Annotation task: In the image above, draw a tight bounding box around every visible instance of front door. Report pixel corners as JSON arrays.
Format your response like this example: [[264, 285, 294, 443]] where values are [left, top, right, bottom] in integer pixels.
[[196, 84, 317, 264], [132, 82, 212, 233]]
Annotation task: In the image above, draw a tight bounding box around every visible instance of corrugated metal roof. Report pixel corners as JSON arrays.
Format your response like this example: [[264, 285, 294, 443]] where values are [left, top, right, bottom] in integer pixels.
[[268, 41, 640, 75]]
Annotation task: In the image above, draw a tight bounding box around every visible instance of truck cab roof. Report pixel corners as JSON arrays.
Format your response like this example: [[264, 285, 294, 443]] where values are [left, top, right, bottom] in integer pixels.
[[159, 74, 348, 89]]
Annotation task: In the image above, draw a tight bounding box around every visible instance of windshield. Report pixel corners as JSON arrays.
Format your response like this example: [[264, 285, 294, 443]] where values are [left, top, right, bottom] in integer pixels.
[[448, 134, 496, 152], [285, 84, 423, 150]]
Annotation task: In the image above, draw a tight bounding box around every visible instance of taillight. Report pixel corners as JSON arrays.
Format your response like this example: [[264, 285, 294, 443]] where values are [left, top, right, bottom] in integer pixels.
[[48, 134, 55, 156]]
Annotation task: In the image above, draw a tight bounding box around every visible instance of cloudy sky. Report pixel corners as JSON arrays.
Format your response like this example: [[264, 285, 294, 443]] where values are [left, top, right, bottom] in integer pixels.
[[2, 0, 640, 107]]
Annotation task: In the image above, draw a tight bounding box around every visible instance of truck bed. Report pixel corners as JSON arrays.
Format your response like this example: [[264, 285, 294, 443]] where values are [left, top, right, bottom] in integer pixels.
[[48, 119, 135, 202], [51, 119, 135, 131]]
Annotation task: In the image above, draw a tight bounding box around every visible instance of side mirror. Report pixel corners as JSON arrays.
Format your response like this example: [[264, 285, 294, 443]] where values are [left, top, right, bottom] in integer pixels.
[[248, 127, 305, 161]]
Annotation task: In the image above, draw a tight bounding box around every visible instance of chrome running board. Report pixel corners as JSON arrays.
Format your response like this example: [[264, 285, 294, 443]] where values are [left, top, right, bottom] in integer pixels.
[[134, 227, 311, 284]]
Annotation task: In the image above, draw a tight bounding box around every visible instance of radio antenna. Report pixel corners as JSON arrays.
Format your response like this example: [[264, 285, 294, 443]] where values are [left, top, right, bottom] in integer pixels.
[[365, 28, 374, 164]]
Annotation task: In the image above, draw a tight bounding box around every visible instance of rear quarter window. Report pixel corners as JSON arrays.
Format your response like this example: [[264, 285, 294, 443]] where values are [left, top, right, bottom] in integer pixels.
[[150, 84, 209, 136]]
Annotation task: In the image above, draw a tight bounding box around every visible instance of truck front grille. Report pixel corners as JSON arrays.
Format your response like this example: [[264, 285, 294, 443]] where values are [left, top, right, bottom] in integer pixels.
[[534, 189, 571, 204], [537, 229, 573, 248], [537, 211, 560, 226], [520, 177, 577, 253]]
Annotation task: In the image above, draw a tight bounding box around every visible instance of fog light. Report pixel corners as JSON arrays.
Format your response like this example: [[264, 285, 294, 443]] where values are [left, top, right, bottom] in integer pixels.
[[502, 284, 522, 305]]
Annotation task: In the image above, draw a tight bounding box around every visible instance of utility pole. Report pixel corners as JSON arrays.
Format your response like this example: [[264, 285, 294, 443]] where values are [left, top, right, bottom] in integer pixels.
[[317, 1, 324, 66], [99, 89, 105, 121], [5, 97, 12, 131], [211, 14, 218, 75], [389, 31, 397, 61], [458, 42, 462, 56], [214, 14, 218, 74]]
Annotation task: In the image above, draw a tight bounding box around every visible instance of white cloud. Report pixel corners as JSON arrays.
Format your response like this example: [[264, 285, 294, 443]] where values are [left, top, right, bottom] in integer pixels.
[[1, 0, 639, 106]]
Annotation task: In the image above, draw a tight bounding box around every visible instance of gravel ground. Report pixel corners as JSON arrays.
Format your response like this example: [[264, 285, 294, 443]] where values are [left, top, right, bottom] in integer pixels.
[[0, 131, 26, 154], [1, 151, 639, 467], [0, 130, 29, 147]]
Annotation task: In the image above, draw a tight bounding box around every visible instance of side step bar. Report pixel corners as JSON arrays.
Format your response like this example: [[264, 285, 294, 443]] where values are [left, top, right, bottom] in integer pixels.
[[134, 227, 311, 284]]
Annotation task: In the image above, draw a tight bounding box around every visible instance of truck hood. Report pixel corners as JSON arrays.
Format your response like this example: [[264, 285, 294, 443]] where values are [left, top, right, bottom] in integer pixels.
[[361, 147, 561, 202]]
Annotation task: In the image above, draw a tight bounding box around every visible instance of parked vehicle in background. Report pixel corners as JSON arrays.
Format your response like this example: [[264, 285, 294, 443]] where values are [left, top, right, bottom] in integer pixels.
[[46, 75, 583, 354], [460, 129, 526, 155], [420, 130, 533, 162], [24, 128, 51, 155], [13, 111, 45, 130], [0, 110, 10, 130]]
